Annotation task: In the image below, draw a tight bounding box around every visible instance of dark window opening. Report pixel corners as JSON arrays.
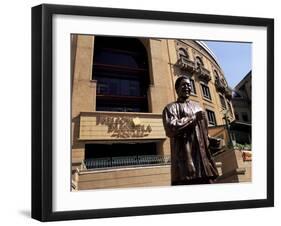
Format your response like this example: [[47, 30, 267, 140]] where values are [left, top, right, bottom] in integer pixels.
[[201, 83, 212, 100], [196, 56, 204, 67], [83, 143, 170, 169], [178, 48, 188, 59], [190, 78, 196, 94], [93, 36, 149, 112], [206, 109, 216, 126], [85, 143, 157, 159], [96, 98, 148, 112]]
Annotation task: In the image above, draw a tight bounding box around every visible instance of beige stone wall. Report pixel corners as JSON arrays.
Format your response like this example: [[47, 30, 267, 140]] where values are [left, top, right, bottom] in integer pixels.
[[214, 149, 251, 183], [72, 35, 96, 117], [147, 39, 174, 113], [75, 165, 171, 190]]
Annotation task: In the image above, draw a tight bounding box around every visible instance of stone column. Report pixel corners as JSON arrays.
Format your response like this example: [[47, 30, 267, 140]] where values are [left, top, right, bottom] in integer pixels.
[[71, 35, 96, 164], [72, 35, 96, 117], [147, 39, 174, 156]]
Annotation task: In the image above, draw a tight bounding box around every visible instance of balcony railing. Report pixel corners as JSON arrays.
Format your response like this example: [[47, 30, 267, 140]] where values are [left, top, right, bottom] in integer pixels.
[[225, 87, 232, 99], [176, 57, 195, 73], [215, 78, 226, 93], [195, 66, 211, 82], [84, 155, 171, 169]]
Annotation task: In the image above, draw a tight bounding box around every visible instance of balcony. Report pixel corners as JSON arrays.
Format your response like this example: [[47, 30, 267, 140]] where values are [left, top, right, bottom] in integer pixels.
[[195, 66, 211, 82], [225, 87, 232, 99], [78, 111, 166, 141], [176, 56, 195, 73], [215, 78, 226, 93]]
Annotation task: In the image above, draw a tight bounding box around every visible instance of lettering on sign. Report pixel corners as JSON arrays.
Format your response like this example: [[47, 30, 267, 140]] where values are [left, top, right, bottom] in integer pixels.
[[96, 115, 152, 138]]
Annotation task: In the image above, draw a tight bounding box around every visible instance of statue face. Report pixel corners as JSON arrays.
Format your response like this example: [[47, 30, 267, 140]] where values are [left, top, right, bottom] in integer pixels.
[[177, 78, 192, 99]]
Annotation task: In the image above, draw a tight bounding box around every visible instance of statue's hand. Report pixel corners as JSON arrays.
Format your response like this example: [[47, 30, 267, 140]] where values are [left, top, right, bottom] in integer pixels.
[[191, 114, 196, 122]]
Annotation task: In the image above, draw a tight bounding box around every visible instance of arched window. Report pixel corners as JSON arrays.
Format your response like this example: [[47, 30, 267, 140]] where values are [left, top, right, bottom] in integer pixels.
[[196, 56, 204, 67], [93, 36, 149, 112], [178, 48, 188, 59], [214, 70, 219, 79]]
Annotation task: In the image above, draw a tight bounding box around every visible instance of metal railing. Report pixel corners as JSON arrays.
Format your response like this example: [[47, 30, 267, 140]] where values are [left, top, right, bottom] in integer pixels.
[[177, 57, 195, 72], [84, 155, 171, 169], [215, 78, 226, 92], [196, 67, 211, 82]]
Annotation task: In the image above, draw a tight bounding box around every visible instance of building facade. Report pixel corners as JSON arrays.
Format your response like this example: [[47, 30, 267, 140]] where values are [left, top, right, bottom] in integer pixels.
[[232, 71, 252, 124], [230, 70, 252, 145], [71, 35, 235, 190]]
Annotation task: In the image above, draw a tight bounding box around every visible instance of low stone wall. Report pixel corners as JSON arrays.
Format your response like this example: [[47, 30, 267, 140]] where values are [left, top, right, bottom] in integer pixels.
[[74, 165, 171, 190], [214, 149, 252, 183]]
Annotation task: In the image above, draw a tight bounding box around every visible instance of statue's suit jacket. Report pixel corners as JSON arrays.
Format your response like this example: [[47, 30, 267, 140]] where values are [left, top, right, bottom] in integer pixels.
[[162, 100, 219, 184]]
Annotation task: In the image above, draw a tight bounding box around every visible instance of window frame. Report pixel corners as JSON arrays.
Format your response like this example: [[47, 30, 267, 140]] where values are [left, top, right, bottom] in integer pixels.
[[206, 109, 217, 126], [200, 83, 212, 100]]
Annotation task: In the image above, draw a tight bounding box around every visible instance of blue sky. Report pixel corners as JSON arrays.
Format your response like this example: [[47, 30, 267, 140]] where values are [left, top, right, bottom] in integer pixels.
[[204, 41, 252, 89]]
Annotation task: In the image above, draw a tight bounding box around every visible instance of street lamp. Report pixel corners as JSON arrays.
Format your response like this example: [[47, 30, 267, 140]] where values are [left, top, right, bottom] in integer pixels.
[[222, 109, 233, 148]]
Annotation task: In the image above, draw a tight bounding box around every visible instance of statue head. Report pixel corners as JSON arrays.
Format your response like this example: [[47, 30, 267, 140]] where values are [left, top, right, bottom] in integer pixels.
[[175, 76, 192, 100]]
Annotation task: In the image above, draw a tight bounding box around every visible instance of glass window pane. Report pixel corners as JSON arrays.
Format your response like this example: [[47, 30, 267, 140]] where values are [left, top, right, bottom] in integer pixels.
[[94, 50, 141, 68], [93, 37, 149, 112], [190, 79, 196, 94], [201, 84, 211, 100], [206, 109, 216, 126]]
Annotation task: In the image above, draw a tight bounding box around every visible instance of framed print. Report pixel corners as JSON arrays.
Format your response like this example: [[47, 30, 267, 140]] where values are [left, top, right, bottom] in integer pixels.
[[31, 4, 274, 221]]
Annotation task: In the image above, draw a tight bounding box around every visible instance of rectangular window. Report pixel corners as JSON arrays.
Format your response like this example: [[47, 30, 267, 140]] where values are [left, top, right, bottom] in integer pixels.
[[201, 83, 212, 100], [206, 109, 216, 126], [190, 78, 196, 94], [219, 94, 226, 109]]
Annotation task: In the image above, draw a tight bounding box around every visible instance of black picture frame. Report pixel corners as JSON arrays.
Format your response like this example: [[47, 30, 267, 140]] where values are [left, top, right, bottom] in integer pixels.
[[31, 3, 274, 222]]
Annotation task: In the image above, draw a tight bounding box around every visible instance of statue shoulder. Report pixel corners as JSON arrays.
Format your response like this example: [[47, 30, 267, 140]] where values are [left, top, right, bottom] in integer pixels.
[[163, 101, 178, 113]]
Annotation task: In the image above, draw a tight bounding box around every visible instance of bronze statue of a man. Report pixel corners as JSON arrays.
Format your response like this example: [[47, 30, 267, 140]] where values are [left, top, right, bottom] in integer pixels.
[[162, 76, 219, 185]]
